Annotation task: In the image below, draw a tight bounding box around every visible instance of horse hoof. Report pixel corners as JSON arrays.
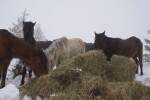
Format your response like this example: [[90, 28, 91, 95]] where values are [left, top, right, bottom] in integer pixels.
[[140, 73, 143, 76], [0, 86, 4, 89], [20, 81, 24, 86]]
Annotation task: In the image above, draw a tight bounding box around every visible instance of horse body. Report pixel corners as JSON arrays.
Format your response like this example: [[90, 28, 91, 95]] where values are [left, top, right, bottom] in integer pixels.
[[93, 31, 143, 75], [45, 37, 85, 70], [36, 41, 52, 50], [68, 38, 85, 58], [0, 29, 48, 88], [117, 37, 140, 57], [85, 42, 93, 52]]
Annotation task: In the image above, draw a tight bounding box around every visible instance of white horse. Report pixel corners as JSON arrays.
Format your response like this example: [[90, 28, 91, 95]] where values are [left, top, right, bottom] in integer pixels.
[[44, 37, 85, 71]]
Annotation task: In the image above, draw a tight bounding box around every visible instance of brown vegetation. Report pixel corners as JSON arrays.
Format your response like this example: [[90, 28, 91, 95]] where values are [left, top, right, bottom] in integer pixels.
[[20, 50, 150, 100]]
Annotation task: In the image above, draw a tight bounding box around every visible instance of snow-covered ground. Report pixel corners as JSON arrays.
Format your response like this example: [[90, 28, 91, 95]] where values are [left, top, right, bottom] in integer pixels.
[[135, 62, 150, 86], [0, 59, 150, 100]]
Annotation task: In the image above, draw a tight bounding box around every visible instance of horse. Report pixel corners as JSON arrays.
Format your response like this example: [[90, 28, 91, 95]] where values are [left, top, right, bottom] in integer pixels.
[[20, 21, 36, 85], [36, 41, 53, 50], [85, 42, 93, 52], [0, 29, 48, 88], [93, 31, 143, 75], [11, 40, 52, 79], [44, 37, 85, 70], [23, 21, 36, 44]]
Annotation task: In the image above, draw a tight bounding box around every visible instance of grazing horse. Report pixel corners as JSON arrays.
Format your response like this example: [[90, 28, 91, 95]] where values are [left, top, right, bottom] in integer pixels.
[[0, 29, 48, 88], [44, 37, 85, 70], [93, 31, 143, 75], [20, 21, 36, 85]]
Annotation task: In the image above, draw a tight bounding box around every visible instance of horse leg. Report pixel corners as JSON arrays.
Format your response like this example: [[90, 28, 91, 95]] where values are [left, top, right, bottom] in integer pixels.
[[0, 62, 9, 88], [138, 55, 143, 75], [106, 57, 111, 61], [20, 66, 26, 85], [106, 54, 112, 61], [133, 57, 139, 74], [29, 69, 32, 78], [0, 66, 1, 80], [104, 51, 112, 61]]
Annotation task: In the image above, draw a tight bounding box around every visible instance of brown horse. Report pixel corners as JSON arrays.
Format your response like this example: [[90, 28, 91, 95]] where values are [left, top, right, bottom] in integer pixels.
[[0, 29, 48, 88], [93, 31, 143, 75], [20, 21, 36, 85]]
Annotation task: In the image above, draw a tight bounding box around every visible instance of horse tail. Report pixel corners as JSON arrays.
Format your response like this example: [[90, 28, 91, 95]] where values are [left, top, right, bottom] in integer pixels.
[[136, 38, 143, 61], [136, 38, 143, 75]]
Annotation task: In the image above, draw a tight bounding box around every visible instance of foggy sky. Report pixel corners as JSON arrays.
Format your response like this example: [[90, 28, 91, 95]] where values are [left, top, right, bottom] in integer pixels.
[[0, 0, 150, 53]]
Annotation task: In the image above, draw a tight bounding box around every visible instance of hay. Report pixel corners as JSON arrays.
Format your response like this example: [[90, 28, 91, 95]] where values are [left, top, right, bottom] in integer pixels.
[[104, 82, 150, 100], [106, 55, 136, 82], [20, 50, 150, 100]]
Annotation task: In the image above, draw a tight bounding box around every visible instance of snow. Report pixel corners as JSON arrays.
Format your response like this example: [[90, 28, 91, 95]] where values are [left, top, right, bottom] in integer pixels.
[[135, 62, 150, 86], [0, 59, 150, 100], [0, 84, 19, 100]]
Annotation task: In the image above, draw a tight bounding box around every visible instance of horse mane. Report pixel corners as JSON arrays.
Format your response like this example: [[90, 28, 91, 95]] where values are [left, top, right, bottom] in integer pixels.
[[54, 37, 68, 47], [0, 29, 14, 36], [48, 37, 68, 51]]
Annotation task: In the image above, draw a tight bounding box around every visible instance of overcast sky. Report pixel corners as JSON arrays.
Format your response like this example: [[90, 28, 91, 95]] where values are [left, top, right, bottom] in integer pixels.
[[0, 0, 150, 53]]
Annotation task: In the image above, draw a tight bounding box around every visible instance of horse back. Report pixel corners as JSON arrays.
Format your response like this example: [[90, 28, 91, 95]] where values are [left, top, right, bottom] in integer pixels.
[[68, 38, 85, 57], [117, 36, 143, 57]]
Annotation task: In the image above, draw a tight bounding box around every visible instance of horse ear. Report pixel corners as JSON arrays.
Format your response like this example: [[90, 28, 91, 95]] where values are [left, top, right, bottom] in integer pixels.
[[23, 21, 25, 25], [102, 30, 105, 35], [33, 22, 36, 26], [94, 31, 97, 35]]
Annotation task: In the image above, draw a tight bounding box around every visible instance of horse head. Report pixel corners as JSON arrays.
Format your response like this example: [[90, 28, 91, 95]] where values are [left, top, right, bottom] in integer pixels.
[[23, 21, 36, 42], [47, 46, 58, 70], [31, 48, 48, 77], [93, 31, 107, 50]]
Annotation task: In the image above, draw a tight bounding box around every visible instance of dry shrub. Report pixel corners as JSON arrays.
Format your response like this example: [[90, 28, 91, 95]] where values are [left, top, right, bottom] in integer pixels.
[[20, 50, 150, 100]]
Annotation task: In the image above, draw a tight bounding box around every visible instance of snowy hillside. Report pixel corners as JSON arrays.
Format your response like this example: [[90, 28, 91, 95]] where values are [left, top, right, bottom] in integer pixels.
[[0, 59, 150, 100]]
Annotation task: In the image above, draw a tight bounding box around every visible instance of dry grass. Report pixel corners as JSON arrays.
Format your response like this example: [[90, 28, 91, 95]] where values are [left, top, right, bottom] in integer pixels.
[[20, 50, 150, 100]]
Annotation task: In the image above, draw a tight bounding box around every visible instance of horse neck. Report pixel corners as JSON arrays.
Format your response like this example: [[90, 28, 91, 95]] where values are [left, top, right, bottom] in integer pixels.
[[23, 31, 34, 42], [105, 36, 120, 54], [105, 37, 113, 45], [13, 42, 36, 63]]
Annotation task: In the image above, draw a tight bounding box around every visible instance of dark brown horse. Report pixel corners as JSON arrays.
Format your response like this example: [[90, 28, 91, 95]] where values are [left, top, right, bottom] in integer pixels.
[[93, 31, 143, 75], [36, 41, 52, 50], [23, 21, 36, 45], [20, 21, 36, 85], [0, 29, 48, 88], [85, 42, 93, 52]]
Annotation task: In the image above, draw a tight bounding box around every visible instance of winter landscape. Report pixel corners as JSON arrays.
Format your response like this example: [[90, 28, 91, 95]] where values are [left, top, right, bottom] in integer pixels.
[[0, 0, 150, 100], [0, 56, 149, 100]]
